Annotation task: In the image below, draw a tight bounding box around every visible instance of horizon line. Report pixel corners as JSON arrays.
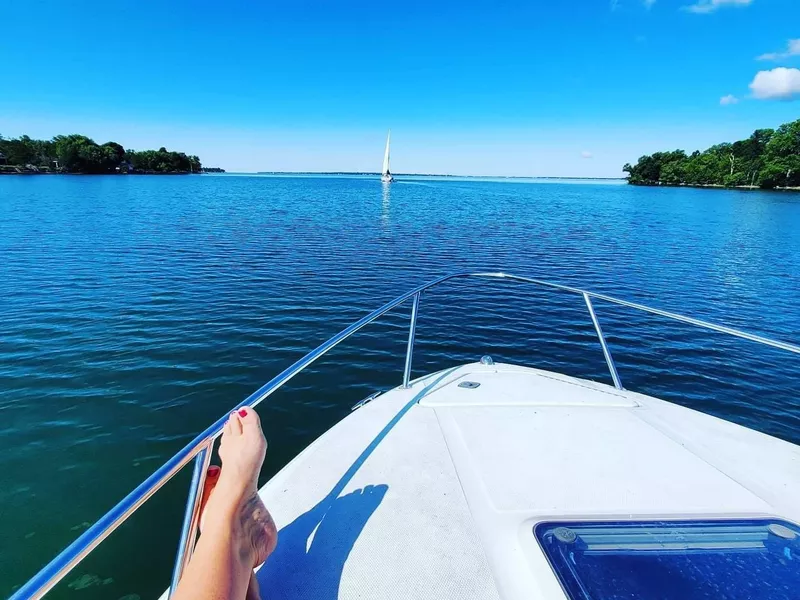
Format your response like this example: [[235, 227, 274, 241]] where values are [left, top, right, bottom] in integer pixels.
[[226, 171, 626, 180]]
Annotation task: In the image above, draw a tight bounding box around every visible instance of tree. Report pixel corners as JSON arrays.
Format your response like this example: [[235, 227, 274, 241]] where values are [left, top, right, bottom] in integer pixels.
[[624, 119, 799, 190], [2, 135, 39, 165], [102, 142, 125, 164], [760, 120, 800, 188], [624, 150, 686, 185], [731, 129, 773, 187], [660, 160, 686, 185], [0, 133, 202, 174], [124, 147, 202, 173]]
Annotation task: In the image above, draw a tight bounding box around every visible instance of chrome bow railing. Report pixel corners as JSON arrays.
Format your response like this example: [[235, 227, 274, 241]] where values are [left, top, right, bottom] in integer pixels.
[[11, 272, 800, 600]]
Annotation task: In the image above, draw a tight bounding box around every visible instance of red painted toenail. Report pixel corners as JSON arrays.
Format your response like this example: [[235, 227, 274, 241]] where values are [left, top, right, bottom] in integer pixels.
[[238, 409, 247, 417]]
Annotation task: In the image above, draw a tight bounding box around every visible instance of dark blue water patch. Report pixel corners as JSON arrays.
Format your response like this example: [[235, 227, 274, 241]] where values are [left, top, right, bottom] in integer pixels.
[[0, 174, 798, 599]]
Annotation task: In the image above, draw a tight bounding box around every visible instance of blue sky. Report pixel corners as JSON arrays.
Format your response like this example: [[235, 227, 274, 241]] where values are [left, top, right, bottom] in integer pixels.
[[1, 0, 798, 176]]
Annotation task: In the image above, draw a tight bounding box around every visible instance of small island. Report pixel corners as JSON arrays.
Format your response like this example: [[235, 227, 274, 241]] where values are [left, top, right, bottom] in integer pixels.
[[623, 118, 800, 190], [0, 133, 223, 175]]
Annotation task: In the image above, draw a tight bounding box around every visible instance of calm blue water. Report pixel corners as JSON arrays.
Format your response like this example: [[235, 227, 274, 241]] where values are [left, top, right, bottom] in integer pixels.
[[1, 174, 799, 599]]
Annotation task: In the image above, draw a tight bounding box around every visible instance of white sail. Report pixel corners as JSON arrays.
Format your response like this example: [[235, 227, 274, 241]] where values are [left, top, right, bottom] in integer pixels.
[[382, 130, 391, 176]]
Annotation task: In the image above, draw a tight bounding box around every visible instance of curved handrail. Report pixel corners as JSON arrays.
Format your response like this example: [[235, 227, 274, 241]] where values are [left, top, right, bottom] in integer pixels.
[[11, 271, 800, 600]]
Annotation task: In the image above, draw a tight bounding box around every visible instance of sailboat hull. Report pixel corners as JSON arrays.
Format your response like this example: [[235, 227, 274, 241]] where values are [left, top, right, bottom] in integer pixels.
[[381, 174, 394, 183]]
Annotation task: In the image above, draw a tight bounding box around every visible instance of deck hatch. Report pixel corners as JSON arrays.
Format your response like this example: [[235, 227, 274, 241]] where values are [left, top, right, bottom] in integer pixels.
[[535, 519, 800, 600]]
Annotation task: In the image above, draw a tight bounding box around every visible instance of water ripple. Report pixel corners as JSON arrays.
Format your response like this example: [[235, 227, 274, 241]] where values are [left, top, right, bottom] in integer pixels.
[[0, 175, 799, 599]]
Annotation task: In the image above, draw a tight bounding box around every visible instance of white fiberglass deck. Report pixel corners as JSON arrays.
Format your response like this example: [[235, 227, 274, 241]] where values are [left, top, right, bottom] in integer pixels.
[[247, 362, 800, 600]]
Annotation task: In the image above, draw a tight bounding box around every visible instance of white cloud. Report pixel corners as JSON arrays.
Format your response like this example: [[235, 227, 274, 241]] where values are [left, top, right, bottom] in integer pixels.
[[749, 68, 800, 100], [719, 94, 739, 105], [683, 0, 752, 14], [757, 39, 800, 61], [581, 151, 593, 159]]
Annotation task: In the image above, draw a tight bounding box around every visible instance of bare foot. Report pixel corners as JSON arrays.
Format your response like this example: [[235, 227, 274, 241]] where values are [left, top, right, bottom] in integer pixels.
[[199, 465, 265, 600], [200, 407, 278, 569]]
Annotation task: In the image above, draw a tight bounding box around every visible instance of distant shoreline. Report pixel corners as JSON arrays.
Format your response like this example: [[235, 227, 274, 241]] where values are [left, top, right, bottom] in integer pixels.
[[0, 134, 216, 176], [253, 171, 626, 180], [628, 181, 800, 192], [623, 118, 799, 191], [0, 167, 225, 176], [0, 166, 616, 180], [0, 169, 197, 176]]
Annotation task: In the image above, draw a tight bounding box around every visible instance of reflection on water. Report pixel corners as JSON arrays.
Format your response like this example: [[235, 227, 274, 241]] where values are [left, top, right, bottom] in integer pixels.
[[381, 181, 391, 225]]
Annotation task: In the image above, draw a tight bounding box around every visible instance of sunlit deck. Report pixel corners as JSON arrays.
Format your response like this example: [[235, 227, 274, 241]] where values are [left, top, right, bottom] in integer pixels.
[[248, 362, 800, 599]]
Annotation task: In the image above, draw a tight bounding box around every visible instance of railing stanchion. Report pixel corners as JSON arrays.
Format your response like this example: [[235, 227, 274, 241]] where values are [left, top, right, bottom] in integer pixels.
[[583, 293, 623, 390], [169, 444, 212, 597], [402, 293, 421, 388]]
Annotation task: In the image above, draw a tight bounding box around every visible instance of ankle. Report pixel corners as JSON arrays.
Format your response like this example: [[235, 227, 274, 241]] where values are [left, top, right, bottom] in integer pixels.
[[214, 471, 257, 506]]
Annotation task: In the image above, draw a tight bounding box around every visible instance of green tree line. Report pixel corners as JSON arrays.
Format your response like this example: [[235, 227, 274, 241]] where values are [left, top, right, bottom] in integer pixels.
[[623, 118, 800, 190], [0, 134, 201, 174]]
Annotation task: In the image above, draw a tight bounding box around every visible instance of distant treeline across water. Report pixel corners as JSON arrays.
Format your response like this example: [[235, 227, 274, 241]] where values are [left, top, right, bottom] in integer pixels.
[[623, 118, 800, 190], [0, 134, 214, 174]]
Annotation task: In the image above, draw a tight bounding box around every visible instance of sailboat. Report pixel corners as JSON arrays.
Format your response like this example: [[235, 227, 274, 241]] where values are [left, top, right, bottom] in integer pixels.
[[381, 130, 394, 183]]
